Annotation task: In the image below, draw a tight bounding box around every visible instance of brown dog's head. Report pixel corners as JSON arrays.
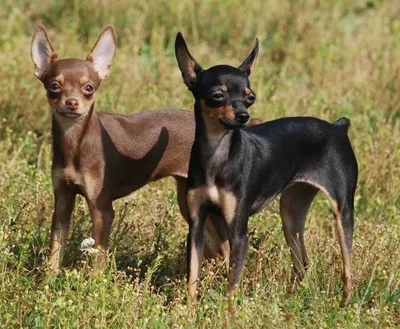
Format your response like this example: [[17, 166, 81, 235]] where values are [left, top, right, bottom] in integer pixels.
[[31, 25, 116, 120]]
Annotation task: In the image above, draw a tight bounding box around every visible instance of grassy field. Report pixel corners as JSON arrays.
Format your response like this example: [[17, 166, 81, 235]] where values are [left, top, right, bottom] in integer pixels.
[[0, 0, 399, 327]]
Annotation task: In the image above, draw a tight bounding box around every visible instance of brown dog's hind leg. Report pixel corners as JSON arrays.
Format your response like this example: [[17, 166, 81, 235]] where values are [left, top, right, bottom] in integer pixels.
[[89, 199, 115, 269]]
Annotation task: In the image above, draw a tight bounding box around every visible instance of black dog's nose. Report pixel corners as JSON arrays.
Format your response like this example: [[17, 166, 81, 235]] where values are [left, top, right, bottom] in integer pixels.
[[235, 112, 250, 124]]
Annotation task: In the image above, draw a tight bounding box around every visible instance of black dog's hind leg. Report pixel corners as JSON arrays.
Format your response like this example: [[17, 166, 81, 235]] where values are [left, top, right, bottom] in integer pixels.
[[280, 183, 318, 289], [333, 198, 355, 302]]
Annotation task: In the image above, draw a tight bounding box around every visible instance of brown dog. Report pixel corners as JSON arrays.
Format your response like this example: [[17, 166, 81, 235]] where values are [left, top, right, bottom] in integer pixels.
[[31, 25, 261, 273]]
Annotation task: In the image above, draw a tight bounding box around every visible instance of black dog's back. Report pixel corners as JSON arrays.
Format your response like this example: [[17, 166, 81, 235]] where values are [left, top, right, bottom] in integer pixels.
[[234, 116, 358, 214]]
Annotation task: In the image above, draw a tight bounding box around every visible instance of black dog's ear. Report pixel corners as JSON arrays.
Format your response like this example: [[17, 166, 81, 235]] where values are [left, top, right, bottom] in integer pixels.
[[175, 32, 203, 90], [238, 38, 259, 77]]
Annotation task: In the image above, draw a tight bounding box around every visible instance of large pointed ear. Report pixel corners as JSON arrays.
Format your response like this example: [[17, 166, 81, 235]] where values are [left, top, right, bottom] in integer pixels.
[[86, 26, 116, 80], [238, 38, 259, 77], [175, 32, 203, 90], [31, 25, 58, 80]]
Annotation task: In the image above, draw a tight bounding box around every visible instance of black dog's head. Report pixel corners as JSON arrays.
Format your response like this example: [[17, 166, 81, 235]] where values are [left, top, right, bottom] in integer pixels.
[[175, 33, 258, 128]]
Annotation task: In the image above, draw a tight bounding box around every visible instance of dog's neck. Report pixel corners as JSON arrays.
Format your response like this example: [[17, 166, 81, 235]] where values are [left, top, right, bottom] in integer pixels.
[[193, 101, 234, 179], [51, 104, 96, 168]]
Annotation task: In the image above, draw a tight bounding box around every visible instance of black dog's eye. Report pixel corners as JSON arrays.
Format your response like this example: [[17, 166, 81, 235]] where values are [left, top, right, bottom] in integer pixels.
[[48, 83, 61, 93], [83, 84, 95, 95], [247, 93, 256, 103], [211, 92, 224, 101]]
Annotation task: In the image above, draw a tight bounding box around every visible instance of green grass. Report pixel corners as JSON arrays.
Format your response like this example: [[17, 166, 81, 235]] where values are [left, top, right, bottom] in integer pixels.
[[0, 0, 399, 327]]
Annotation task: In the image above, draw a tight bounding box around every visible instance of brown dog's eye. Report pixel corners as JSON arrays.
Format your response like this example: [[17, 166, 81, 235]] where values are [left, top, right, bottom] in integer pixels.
[[83, 84, 95, 95], [48, 83, 61, 93]]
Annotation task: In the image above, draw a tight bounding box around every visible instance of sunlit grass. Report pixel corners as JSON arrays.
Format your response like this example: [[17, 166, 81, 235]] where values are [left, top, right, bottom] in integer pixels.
[[0, 0, 399, 327]]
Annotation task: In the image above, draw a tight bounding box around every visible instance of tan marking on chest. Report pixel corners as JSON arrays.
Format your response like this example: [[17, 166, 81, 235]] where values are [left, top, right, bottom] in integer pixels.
[[187, 185, 237, 224]]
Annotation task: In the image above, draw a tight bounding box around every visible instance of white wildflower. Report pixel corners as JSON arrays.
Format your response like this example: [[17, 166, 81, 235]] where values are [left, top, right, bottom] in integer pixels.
[[80, 237, 99, 255]]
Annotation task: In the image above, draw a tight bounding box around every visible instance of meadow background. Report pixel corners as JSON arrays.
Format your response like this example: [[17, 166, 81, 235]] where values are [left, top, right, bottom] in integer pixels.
[[0, 0, 399, 327]]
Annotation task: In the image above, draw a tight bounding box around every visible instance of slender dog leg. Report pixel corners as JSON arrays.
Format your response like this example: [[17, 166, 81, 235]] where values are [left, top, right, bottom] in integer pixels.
[[227, 215, 249, 296], [334, 202, 354, 302], [89, 200, 115, 269], [186, 188, 208, 299], [49, 188, 76, 275], [176, 177, 230, 260], [186, 218, 206, 299], [280, 183, 318, 287]]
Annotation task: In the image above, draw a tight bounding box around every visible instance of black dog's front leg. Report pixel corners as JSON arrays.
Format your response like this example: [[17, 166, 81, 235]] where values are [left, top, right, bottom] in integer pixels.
[[227, 212, 249, 296], [186, 188, 208, 299]]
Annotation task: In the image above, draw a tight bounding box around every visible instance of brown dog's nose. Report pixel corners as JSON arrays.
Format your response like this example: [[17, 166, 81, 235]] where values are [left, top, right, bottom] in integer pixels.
[[65, 98, 79, 111]]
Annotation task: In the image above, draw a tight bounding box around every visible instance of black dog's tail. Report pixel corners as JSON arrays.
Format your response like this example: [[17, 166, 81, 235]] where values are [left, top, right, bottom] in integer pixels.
[[333, 117, 351, 133]]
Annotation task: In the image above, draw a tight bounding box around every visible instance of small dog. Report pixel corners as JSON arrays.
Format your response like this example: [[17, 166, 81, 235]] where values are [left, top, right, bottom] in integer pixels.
[[175, 33, 358, 302], [31, 25, 260, 274]]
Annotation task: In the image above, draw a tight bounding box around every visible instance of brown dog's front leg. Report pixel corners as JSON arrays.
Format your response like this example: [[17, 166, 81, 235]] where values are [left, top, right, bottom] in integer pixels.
[[49, 188, 76, 275], [88, 200, 115, 269]]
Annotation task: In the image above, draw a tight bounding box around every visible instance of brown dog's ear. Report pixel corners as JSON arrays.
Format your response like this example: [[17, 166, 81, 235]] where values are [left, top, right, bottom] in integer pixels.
[[238, 38, 259, 77], [175, 32, 203, 90], [31, 25, 58, 80], [87, 26, 116, 80]]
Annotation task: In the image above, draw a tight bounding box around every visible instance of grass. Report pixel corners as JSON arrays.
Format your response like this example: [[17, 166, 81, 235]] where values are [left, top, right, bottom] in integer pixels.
[[0, 0, 399, 327]]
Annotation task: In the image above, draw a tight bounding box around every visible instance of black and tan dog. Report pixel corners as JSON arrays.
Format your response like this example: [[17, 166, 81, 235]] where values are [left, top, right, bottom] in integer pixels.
[[175, 33, 358, 302]]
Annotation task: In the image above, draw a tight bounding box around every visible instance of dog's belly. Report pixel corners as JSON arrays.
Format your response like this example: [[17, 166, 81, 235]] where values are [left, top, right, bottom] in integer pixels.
[[250, 194, 277, 216]]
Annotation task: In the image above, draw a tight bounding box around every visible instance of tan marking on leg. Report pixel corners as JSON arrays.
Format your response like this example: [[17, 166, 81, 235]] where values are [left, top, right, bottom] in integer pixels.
[[221, 239, 230, 274], [188, 224, 203, 298], [80, 75, 89, 85], [187, 187, 204, 219], [219, 189, 237, 224], [188, 186, 234, 279], [294, 178, 353, 301], [186, 188, 208, 298], [325, 196, 354, 301], [55, 74, 64, 85], [204, 185, 237, 224], [335, 212, 353, 302]]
